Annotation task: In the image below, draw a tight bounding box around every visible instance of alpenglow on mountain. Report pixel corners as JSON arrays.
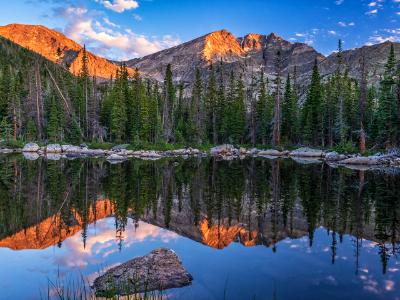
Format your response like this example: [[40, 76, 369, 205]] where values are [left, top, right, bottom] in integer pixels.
[[0, 24, 399, 88]]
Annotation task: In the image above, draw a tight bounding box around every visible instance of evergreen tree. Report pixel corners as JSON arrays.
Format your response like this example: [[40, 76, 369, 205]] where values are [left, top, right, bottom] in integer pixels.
[[302, 60, 323, 145], [256, 72, 272, 145], [282, 73, 298, 144], [190, 69, 204, 144], [0, 117, 12, 142], [162, 64, 175, 142], [377, 44, 398, 148], [205, 64, 218, 144], [47, 96, 61, 142], [272, 51, 283, 146]]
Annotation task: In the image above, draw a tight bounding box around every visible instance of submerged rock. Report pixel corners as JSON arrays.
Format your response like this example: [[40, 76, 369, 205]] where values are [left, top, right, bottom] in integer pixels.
[[22, 143, 40, 152], [93, 248, 193, 296]]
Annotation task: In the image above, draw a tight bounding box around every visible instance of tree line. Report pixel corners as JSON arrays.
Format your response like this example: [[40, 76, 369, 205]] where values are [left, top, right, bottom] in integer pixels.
[[1, 37, 400, 152]]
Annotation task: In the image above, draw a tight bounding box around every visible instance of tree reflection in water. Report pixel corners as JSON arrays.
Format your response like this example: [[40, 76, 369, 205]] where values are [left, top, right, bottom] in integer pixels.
[[0, 156, 399, 276]]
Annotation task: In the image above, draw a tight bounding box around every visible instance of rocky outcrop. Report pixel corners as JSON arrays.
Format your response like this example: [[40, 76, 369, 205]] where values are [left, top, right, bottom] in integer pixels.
[[22, 143, 40, 152], [93, 248, 193, 296], [46, 144, 62, 153], [0, 24, 135, 79]]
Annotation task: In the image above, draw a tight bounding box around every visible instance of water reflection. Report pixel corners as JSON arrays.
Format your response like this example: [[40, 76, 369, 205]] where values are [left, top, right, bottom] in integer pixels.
[[0, 156, 399, 299]]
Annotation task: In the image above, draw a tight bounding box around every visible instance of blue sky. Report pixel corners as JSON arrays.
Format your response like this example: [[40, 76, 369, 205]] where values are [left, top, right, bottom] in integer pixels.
[[1, 0, 400, 60]]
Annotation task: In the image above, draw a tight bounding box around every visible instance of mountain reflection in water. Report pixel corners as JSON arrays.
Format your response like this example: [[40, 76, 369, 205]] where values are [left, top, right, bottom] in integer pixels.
[[0, 156, 399, 300]]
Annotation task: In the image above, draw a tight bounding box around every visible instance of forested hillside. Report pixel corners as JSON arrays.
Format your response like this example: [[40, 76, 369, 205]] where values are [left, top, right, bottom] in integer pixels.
[[1, 35, 400, 153]]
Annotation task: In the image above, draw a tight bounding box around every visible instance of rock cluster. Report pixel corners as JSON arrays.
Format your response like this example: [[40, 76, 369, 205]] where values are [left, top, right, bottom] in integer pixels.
[[18, 143, 204, 162], [93, 248, 193, 296], [1, 143, 397, 168]]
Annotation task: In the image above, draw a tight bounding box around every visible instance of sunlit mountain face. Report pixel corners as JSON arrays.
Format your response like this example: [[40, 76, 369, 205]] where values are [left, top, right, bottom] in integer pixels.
[[0, 156, 399, 299]]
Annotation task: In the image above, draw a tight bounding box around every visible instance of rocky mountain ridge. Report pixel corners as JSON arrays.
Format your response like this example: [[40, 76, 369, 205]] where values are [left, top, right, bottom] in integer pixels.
[[0, 24, 135, 79], [0, 24, 399, 89]]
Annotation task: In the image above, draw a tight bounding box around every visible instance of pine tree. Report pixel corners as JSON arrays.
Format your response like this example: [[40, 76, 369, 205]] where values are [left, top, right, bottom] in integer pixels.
[[256, 72, 272, 145], [205, 64, 218, 144], [378, 44, 398, 148], [282, 73, 297, 144], [190, 69, 204, 144], [359, 50, 367, 154], [148, 82, 162, 144], [174, 83, 187, 143], [47, 96, 61, 142], [0, 117, 12, 142], [162, 64, 175, 142], [230, 74, 246, 144], [302, 60, 323, 145], [272, 51, 283, 146]]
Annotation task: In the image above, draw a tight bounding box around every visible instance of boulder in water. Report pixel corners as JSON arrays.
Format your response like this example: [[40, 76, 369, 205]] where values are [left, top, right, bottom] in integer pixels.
[[22, 143, 40, 153], [93, 248, 193, 296]]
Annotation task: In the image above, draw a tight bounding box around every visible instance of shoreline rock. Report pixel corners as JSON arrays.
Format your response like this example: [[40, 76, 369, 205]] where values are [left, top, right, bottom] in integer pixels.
[[1, 143, 399, 168], [289, 147, 325, 158], [93, 248, 193, 296]]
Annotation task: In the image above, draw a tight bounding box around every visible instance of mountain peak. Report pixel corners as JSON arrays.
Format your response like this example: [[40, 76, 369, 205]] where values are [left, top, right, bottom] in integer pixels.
[[242, 33, 266, 52], [0, 23, 133, 79], [202, 29, 245, 61]]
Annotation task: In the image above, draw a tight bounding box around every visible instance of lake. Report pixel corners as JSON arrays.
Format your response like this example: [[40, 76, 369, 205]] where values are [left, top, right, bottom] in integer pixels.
[[0, 155, 399, 300]]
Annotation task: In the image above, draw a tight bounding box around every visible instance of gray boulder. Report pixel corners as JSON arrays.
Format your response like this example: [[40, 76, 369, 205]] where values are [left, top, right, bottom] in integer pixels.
[[93, 248, 193, 296], [61, 145, 82, 153], [23, 143, 40, 152], [46, 144, 62, 153], [290, 147, 325, 158], [210, 144, 237, 156], [325, 151, 348, 162]]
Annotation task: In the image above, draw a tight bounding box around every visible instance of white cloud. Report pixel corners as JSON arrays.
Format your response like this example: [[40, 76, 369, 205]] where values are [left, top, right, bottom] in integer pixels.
[[338, 21, 355, 27], [368, 2, 377, 7], [328, 30, 337, 35], [103, 17, 119, 28], [366, 9, 378, 15], [57, 5, 181, 60], [96, 0, 139, 13], [366, 35, 397, 45], [335, 0, 344, 5]]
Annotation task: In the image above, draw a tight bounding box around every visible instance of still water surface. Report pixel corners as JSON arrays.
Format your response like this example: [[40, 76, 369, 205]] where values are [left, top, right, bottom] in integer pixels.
[[0, 156, 399, 300]]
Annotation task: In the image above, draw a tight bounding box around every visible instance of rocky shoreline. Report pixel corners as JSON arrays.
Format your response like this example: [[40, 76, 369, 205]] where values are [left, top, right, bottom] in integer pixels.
[[0, 143, 399, 168]]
